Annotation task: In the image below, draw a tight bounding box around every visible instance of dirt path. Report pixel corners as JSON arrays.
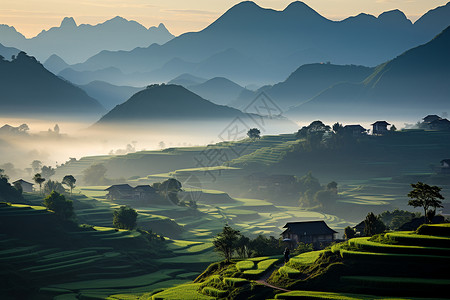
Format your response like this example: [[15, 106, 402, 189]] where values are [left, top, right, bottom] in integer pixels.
[[254, 263, 291, 293]]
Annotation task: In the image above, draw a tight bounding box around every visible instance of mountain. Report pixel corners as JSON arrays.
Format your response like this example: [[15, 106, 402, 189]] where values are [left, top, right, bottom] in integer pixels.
[[287, 26, 450, 120], [0, 43, 20, 60], [229, 63, 374, 110], [0, 52, 105, 116], [0, 17, 174, 64], [168, 74, 207, 87], [95, 84, 249, 124], [68, 1, 450, 86], [79, 81, 143, 110], [58, 67, 127, 85], [187, 77, 246, 106], [43, 54, 69, 74]]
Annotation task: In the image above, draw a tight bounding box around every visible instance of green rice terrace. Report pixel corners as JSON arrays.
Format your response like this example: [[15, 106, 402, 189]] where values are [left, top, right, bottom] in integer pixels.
[[146, 223, 450, 300]]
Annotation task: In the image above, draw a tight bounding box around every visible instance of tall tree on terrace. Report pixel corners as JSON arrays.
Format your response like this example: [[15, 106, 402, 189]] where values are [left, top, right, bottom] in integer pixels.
[[407, 182, 444, 224]]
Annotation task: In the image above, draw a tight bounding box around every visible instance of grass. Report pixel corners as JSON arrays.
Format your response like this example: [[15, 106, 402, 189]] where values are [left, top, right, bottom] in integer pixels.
[[243, 258, 280, 279], [278, 266, 301, 278], [236, 260, 255, 271], [149, 283, 215, 300]]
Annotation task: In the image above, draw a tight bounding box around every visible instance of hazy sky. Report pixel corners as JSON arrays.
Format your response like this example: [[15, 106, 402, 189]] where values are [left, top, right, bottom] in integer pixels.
[[1, 0, 449, 38]]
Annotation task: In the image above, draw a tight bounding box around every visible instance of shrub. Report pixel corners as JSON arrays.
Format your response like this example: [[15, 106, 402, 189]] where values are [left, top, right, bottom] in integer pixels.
[[113, 206, 137, 230], [43, 191, 74, 221]]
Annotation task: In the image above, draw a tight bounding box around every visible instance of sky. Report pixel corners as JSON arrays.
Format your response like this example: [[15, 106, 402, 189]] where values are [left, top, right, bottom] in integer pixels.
[[1, 0, 449, 38]]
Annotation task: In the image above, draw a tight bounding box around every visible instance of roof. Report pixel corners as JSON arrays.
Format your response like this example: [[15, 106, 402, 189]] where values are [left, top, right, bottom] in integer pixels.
[[343, 125, 366, 131], [12, 179, 33, 185], [105, 184, 133, 191], [134, 185, 156, 192], [283, 221, 338, 235], [423, 115, 441, 121], [430, 118, 450, 125], [371, 121, 390, 126]]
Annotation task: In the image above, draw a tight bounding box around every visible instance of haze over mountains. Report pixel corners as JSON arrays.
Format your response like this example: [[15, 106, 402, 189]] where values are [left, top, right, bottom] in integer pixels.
[[56, 1, 450, 86], [0, 17, 174, 64], [0, 52, 104, 116], [287, 25, 450, 119]]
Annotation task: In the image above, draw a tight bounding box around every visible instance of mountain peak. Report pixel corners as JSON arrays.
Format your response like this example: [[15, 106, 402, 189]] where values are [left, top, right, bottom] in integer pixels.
[[283, 1, 313, 13], [378, 9, 411, 25], [60, 17, 77, 28]]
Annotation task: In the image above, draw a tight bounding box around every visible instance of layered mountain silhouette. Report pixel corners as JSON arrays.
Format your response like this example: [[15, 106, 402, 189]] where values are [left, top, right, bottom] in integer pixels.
[[0, 43, 20, 60], [187, 77, 247, 106], [95, 84, 250, 124], [287, 26, 450, 119], [229, 64, 374, 110], [65, 1, 450, 85], [79, 81, 143, 110], [168, 74, 207, 87], [0, 52, 104, 116], [43, 54, 69, 74], [0, 17, 174, 64]]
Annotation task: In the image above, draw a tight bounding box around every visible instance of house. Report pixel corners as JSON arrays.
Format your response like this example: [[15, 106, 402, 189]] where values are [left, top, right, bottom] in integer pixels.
[[353, 221, 365, 236], [398, 216, 445, 231], [423, 115, 441, 124], [12, 179, 34, 193], [429, 118, 450, 131], [105, 184, 158, 202], [371, 121, 390, 135], [133, 185, 157, 200], [342, 125, 367, 137], [281, 220, 337, 249], [105, 184, 134, 200]]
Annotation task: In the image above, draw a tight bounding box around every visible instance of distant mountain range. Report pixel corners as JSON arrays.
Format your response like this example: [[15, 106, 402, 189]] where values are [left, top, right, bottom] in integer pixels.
[[229, 64, 374, 110], [61, 1, 450, 85], [0, 52, 105, 116], [286, 25, 450, 120], [0, 43, 20, 60], [0, 17, 174, 64], [79, 81, 143, 110]]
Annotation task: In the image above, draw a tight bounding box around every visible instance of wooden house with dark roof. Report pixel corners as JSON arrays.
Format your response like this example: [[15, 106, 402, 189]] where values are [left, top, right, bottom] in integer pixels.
[[371, 121, 390, 135], [342, 125, 367, 137], [105, 184, 134, 200], [134, 185, 157, 200], [12, 179, 34, 193], [423, 115, 441, 124], [429, 118, 450, 131], [282, 220, 337, 249]]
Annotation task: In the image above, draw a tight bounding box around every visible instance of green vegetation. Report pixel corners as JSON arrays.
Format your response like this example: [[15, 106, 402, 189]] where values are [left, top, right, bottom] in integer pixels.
[[43, 191, 74, 220], [113, 205, 138, 230], [407, 182, 444, 223]]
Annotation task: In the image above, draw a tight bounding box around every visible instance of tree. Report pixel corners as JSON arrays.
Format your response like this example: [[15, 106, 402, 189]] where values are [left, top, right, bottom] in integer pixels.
[[390, 125, 397, 131], [82, 163, 108, 185], [159, 178, 182, 205], [43, 191, 74, 220], [247, 128, 261, 139], [0, 169, 9, 182], [213, 225, 240, 262], [332, 122, 343, 134], [33, 173, 46, 193], [113, 206, 138, 230], [235, 235, 251, 259], [344, 226, 356, 239], [44, 180, 66, 195], [62, 175, 76, 194], [407, 182, 444, 224], [41, 166, 55, 179], [364, 212, 386, 236], [31, 160, 42, 174], [54, 124, 60, 134], [13, 181, 23, 195]]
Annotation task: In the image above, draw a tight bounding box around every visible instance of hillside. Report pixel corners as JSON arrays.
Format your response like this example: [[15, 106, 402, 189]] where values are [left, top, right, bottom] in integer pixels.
[[66, 1, 450, 85], [79, 81, 143, 110], [94, 84, 249, 124], [287, 26, 450, 120], [145, 223, 450, 299], [0, 42, 20, 60], [230, 63, 374, 110], [0, 17, 174, 64], [0, 52, 105, 116], [187, 77, 247, 106]]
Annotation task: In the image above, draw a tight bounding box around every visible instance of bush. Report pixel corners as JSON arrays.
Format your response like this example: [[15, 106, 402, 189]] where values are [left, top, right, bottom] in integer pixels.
[[113, 206, 137, 230], [43, 191, 74, 221]]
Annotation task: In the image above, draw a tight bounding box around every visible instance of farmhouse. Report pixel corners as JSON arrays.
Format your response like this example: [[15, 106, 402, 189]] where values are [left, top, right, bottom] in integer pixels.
[[12, 179, 34, 193], [371, 121, 390, 135], [342, 125, 367, 137], [105, 184, 159, 202], [429, 118, 450, 131], [281, 220, 337, 249], [423, 115, 441, 124]]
